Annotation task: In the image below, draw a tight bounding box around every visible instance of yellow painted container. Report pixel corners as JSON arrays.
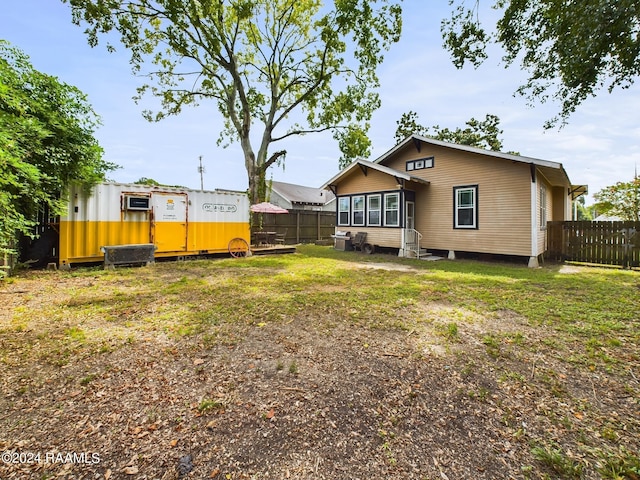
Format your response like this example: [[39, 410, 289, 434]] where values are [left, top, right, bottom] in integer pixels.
[[59, 182, 250, 267]]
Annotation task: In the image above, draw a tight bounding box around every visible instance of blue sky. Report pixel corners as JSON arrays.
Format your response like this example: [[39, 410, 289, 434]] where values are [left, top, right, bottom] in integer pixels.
[[2, 1, 639, 201]]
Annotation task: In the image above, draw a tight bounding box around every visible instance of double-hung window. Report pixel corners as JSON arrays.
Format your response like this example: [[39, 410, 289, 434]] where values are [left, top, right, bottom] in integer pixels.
[[367, 195, 381, 226], [384, 193, 400, 227], [454, 186, 478, 229], [539, 184, 547, 228], [338, 197, 350, 226], [352, 195, 365, 226]]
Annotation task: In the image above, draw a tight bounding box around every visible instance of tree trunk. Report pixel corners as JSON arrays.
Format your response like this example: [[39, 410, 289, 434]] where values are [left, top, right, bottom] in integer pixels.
[[247, 167, 267, 206]]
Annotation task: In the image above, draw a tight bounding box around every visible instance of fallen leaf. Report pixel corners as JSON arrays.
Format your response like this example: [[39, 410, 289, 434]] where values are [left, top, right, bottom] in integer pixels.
[[123, 466, 139, 475], [574, 412, 584, 420], [194, 358, 205, 366], [257, 322, 266, 327], [209, 468, 221, 477], [104, 469, 112, 480], [170, 439, 178, 447], [266, 408, 275, 420]]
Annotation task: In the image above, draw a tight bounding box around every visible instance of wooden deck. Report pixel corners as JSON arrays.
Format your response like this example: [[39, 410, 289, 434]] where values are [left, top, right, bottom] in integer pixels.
[[250, 244, 297, 256]]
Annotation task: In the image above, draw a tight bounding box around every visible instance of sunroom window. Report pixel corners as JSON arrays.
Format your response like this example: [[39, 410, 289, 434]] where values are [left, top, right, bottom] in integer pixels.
[[352, 195, 365, 226], [368, 195, 381, 226], [384, 193, 400, 227], [338, 197, 350, 226]]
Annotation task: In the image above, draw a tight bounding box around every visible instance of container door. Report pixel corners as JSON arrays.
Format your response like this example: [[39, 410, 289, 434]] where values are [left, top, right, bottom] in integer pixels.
[[151, 193, 188, 252]]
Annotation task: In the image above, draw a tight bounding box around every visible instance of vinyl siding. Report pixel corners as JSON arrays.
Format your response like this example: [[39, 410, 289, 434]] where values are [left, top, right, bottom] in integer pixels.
[[333, 226, 402, 248], [535, 177, 552, 256], [336, 167, 400, 195], [552, 186, 568, 221], [383, 143, 534, 256]]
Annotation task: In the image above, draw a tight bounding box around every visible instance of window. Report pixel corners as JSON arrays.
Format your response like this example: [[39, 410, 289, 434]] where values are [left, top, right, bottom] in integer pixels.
[[539, 184, 547, 228], [384, 193, 400, 227], [406, 156, 434, 172], [454, 186, 478, 229], [368, 195, 381, 226], [352, 195, 365, 226], [338, 197, 350, 226]]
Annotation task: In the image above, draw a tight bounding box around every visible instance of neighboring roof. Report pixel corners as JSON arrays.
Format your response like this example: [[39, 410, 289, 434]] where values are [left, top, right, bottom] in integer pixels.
[[378, 134, 582, 190], [321, 159, 431, 190], [271, 180, 334, 205]]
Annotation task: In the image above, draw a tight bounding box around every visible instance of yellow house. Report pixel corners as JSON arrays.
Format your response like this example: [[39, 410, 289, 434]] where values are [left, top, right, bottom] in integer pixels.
[[322, 135, 587, 267]]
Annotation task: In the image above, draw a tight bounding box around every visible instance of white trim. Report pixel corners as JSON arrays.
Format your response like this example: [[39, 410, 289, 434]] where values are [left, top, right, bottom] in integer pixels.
[[338, 197, 350, 226], [376, 134, 565, 171], [539, 183, 547, 228], [352, 195, 365, 226], [454, 186, 477, 229], [531, 177, 538, 256], [367, 194, 381, 226], [383, 192, 400, 227], [321, 159, 430, 190]]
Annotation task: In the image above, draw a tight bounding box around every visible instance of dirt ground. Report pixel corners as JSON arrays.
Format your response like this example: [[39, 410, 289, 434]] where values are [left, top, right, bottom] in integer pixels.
[[0, 265, 638, 480]]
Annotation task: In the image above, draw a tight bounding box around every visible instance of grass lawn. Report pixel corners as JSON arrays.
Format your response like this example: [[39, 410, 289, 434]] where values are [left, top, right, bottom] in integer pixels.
[[1, 244, 638, 479]]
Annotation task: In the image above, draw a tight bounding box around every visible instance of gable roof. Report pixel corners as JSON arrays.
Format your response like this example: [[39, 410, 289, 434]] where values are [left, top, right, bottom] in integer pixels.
[[321, 134, 586, 197], [378, 134, 562, 169], [271, 180, 334, 206], [380, 134, 584, 191], [321, 159, 430, 191]]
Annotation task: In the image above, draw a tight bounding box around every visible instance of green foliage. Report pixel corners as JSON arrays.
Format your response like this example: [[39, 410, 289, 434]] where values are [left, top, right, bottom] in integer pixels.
[[597, 447, 640, 480], [394, 110, 504, 151], [531, 444, 584, 478], [65, 0, 402, 202], [134, 177, 161, 186], [441, 0, 640, 128], [593, 176, 640, 221], [0, 41, 116, 254], [393, 111, 428, 143], [574, 196, 593, 221]]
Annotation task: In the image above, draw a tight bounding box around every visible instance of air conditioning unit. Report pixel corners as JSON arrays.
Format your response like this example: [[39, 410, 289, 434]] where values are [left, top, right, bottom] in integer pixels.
[[124, 195, 151, 211]]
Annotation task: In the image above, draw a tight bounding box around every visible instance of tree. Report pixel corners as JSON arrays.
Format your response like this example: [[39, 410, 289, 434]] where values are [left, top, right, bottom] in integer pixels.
[[0, 40, 116, 261], [394, 110, 504, 151], [593, 175, 640, 221], [65, 0, 402, 203], [394, 111, 429, 143], [441, 1, 640, 128], [574, 196, 593, 221], [134, 177, 161, 185]]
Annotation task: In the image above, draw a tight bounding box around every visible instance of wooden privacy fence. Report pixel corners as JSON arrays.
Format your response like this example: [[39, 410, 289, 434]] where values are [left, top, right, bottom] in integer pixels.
[[251, 210, 335, 244], [547, 221, 640, 268]]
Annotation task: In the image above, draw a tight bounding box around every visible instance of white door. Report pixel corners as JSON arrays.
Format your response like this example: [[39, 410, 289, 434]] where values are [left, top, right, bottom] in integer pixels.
[[405, 201, 415, 230]]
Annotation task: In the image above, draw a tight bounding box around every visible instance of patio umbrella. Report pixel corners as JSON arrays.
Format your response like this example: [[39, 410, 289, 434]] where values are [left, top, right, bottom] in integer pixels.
[[250, 202, 289, 214]]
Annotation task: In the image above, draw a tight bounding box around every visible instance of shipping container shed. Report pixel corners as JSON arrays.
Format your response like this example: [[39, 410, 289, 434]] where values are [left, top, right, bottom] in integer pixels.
[[58, 182, 250, 268]]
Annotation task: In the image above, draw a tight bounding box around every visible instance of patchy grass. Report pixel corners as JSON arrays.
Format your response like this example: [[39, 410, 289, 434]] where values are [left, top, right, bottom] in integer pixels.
[[0, 245, 638, 479]]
